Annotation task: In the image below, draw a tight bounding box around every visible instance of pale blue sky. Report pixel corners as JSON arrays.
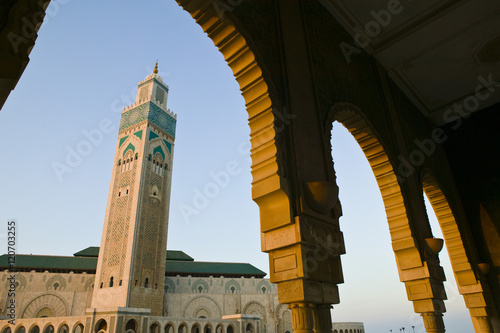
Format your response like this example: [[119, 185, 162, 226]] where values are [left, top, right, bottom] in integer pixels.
[[0, 1, 473, 332]]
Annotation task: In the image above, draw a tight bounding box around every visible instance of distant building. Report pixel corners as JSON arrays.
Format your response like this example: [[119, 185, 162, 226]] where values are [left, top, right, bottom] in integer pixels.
[[332, 322, 364, 333]]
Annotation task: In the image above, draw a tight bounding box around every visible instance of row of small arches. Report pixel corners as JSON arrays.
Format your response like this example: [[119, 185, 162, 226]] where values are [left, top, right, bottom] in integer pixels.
[[149, 154, 168, 176], [118, 153, 139, 172], [147, 321, 236, 333], [1, 323, 83, 333], [98, 277, 158, 289], [333, 329, 364, 333]]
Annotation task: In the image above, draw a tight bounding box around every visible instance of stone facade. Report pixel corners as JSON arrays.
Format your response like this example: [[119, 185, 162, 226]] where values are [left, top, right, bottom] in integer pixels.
[[0, 270, 293, 333]]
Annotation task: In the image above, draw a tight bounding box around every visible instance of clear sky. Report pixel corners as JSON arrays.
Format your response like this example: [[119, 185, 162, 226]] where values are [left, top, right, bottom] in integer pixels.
[[0, 1, 473, 332]]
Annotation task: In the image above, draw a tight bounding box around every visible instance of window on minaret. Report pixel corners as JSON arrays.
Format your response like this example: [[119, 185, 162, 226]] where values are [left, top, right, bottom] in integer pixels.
[[198, 285, 203, 293], [119, 279, 122, 286], [145, 278, 149, 288], [109, 277, 114, 287], [135, 153, 138, 160]]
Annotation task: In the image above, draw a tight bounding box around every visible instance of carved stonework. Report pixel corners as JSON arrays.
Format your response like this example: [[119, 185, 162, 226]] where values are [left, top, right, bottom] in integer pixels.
[[475, 316, 493, 333], [420, 312, 445, 333], [288, 303, 315, 333]]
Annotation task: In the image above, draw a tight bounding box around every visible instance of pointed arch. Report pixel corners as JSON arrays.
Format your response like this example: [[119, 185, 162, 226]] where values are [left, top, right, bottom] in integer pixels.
[[328, 102, 448, 327], [421, 169, 495, 331], [329, 103, 422, 271]]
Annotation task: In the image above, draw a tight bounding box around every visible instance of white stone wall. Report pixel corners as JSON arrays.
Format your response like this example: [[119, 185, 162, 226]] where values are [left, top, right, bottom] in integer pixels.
[[164, 276, 292, 333], [0, 272, 293, 333]]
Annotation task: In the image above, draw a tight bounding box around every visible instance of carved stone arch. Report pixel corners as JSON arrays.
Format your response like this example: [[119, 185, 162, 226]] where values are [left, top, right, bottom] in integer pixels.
[[242, 301, 266, 320], [175, 0, 290, 231], [191, 279, 209, 293], [164, 277, 176, 293], [45, 275, 66, 291], [421, 169, 495, 330], [329, 103, 423, 270], [4, 273, 27, 291], [183, 296, 221, 319], [224, 279, 240, 294], [255, 280, 271, 294], [84, 277, 95, 291], [329, 103, 448, 328], [22, 293, 68, 318], [194, 306, 211, 319]]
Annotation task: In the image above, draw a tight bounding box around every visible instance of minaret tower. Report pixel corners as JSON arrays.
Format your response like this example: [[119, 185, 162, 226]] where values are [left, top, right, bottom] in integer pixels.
[[91, 63, 176, 316]]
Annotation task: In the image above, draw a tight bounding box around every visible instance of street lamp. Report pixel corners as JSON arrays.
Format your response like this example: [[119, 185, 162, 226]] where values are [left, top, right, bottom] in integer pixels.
[[412, 326, 415, 333]]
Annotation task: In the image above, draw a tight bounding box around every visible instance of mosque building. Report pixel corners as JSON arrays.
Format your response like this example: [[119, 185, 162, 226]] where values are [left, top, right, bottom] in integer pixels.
[[0, 66, 294, 333]]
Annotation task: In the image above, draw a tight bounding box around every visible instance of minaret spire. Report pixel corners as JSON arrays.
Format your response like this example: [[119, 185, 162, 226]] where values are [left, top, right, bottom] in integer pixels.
[[153, 60, 159, 74]]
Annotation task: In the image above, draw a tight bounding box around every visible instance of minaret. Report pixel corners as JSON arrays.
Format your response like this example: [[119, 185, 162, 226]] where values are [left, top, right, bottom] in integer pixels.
[[91, 63, 176, 315]]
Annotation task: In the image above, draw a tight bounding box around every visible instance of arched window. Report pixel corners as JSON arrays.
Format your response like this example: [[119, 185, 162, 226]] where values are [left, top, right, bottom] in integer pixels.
[[43, 325, 54, 333], [135, 153, 138, 160], [204, 325, 211, 333], [148, 154, 152, 161], [261, 287, 266, 294], [15, 327, 26, 333], [119, 279, 122, 286], [230, 286, 235, 294], [57, 325, 69, 333], [29, 326, 39, 333], [109, 277, 113, 287], [125, 319, 137, 333], [144, 278, 149, 288], [198, 285, 203, 293], [53, 282, 59, 290], [99, 282, 103, 289], [245, 324, 253, 333], [135, 280, 138, 286], [95, 319, 107, 333], [150, 324, 160, 333], [72, 324, 83, 333], [226, 326, 233, 333], [118, 159, 121, 166]]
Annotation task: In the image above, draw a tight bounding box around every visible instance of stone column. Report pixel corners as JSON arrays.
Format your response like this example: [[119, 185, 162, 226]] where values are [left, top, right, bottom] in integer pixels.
[[312, 304, 333, 333], [421, 312, 445, 333], [475, 316, 493, 333], [288, 303, 315, 333]]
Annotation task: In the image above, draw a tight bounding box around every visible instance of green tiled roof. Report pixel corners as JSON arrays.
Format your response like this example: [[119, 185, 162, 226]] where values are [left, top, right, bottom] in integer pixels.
[[166, 250, 194, 261], [0, 248, 265, 278], [74, 246, 100, 257], [165, 261, 266, 277], [0, 254, 97, 271], [73, 247, 194, 261]]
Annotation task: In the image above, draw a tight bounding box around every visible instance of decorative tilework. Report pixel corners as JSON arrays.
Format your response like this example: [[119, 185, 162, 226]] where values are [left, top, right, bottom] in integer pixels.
[[149, 131, 159, 141], [163, 139, 172, 153], [134, 130, 143, 140], [153, 146, 165, 160], [123, 143, 135, 157], [119, 136, 129, 148], [120, 102, 176, 138]]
